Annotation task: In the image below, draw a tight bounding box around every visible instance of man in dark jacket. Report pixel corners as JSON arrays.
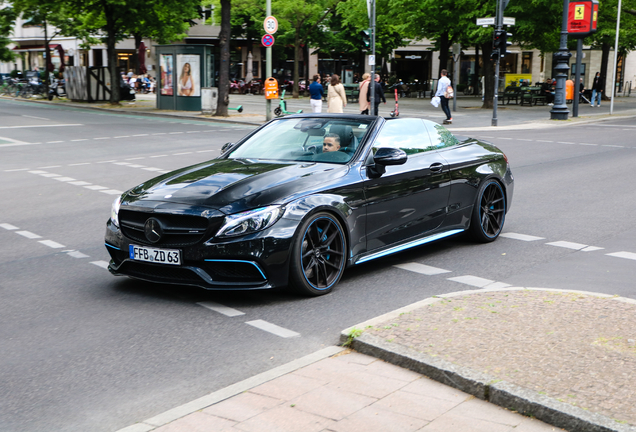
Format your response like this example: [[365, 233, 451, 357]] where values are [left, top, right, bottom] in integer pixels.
[[367, 74, 386, 115], [591, 72, 603, 107]]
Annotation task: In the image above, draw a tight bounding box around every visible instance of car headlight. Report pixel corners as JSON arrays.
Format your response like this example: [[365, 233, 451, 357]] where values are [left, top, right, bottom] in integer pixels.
[[111, 196, 122, 228], [216, 205, 284, 238]]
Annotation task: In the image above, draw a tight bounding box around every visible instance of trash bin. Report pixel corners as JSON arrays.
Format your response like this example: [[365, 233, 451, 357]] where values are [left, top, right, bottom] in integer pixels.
[[566, 79, 574, 103], [201, 87, 218, 115]]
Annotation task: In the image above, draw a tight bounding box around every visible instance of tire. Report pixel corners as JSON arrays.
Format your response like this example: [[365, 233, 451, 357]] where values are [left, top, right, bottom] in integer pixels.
[[469, 179, 506, 242], [288, 212, 347, 296], [273, 107, 282, 116]]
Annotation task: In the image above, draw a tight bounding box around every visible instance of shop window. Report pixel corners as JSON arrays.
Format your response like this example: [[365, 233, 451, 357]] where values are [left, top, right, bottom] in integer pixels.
[[522, 52, 532, 74]]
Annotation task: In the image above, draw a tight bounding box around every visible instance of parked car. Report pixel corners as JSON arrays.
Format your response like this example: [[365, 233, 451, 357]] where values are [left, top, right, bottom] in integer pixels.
[[105, 115, 514, 296]]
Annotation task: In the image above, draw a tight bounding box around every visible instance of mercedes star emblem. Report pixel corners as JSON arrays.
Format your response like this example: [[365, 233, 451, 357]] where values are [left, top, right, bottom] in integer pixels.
[[144, 218, 163, 243]]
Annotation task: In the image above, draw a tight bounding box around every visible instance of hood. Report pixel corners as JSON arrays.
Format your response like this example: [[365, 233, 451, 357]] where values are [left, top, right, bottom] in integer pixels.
[[123, 158, 349, 214]]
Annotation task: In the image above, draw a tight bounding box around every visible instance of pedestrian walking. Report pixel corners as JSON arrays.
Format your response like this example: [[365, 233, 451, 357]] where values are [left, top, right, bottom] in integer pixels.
[[367, 74, 386, 116], [435, 69, 452, 124], [591, 72, 603, 107], [309, 75, 324, 113], [358, 73, 371, 115], [327, 74, 347, 113]]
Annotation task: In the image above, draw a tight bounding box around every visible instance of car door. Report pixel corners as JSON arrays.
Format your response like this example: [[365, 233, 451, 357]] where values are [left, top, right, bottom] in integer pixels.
[[362, 118, 451, 252]]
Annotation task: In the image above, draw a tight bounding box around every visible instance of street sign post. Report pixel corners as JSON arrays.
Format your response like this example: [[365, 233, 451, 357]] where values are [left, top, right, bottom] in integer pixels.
[[476, 17, 496, 26]]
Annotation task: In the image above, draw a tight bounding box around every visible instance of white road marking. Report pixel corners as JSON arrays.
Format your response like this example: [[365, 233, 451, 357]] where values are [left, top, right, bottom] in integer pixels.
[[0, 124, 82, 129], [606, 252, 636, 261], [197, 150, 216, 153], [152, 133, 166, 135], [447, 275, 494, 288], [84, 185, 109, 190], [40, 173, 61, 177], [0, 223, 18, 230], [94, 137, 110, 140], [546, 241, 588, 250], [28, 170, 48, 174], [169, 132, 184, 134], [69, 163, 91, 166], [68, 181, 92, 186], [143, 167, 163, 171], [114, 136, 131, 138], [558, 142, 576, 144], [500, 232, 545, 241], [100, 189, 123, 195], [22, 115, 50, 120], [245, 320, 300, 338], [150, 155, 168, 158], [498, 137, 512, 140], [67, 251, 90, 258], [38, 165, 61, 168], [186, 131, 201, 133], [197, 302, 245, 317], [173, 152, 192, 155], [536, 140, 553, 143], [483, 282, 512, 289], [113, 162, 131, 165], [97, 160, 117, 163], [71, 139, 89, 142], [517, 139, 533, 141], [4, 168, 30, 172], [127, 164, 146, 168], [125, 157, 145, 161], [581, 246, 604, 252], [132, 134, 149, 137], [394, 262, 451, 275], [579, 143, 598, 146], [602, 145, 624, 148], [46, 141, 64, 144], [53, 177, 77, 182], [16, 231, 42, 239], [90, 261, 109, 269], [39, 240, 65, 249]]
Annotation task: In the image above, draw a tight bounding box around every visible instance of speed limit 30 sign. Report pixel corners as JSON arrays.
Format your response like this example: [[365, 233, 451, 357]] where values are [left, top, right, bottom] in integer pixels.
[[264, 16, 278, 34]]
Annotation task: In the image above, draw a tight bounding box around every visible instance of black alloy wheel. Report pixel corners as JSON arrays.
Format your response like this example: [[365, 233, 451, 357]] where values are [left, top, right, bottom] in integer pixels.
[[289, 213, 346, 296], [470, 180, 506, 242]]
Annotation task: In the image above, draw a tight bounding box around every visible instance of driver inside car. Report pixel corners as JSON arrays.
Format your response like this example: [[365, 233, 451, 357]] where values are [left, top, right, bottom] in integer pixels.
[[322, 133, 341, 152]]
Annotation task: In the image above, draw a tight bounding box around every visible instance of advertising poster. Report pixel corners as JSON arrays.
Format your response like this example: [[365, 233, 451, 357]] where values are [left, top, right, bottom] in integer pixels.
[[160, 55, 173, 96], [177, 54, 200, 97]]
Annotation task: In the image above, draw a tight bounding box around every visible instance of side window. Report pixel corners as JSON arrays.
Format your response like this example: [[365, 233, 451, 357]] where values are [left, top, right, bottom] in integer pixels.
[[424, 121, 460, 149], [372, 118, 436, 155]]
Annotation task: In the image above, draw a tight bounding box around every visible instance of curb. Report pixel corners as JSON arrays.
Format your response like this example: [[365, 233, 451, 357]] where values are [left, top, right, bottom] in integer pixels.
[[340, 287, 636, 432], [0, 96, 264, 127], [114, 346, 344, 432]]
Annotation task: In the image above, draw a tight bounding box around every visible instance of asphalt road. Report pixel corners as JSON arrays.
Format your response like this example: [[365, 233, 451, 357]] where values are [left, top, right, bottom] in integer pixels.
[[1, 98, 635, 431]]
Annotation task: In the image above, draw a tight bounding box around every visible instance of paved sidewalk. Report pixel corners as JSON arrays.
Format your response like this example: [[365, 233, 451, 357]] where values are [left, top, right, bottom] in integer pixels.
[[118, 288, 636, 432]]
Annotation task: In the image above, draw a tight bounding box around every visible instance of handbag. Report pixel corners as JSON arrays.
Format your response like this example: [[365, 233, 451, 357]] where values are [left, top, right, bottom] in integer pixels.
[[430, 96, 440, 108], [444, 86, 454, 99]]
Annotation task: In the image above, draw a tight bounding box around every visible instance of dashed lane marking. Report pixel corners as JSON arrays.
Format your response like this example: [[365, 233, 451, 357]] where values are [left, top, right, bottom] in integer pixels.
[[53, 177, 77, 182], [69, 163, 91, 166], [245, 320, 300, 338], [606, 252, 636, 261], [71, 139, 89, 142], [197, 302, 245, 317], [150, 155, 168, 158], [16, 230, 42, 239], [447, 275, 499, 288], [40, 173, 61, 177], [68, 181, 92, 186], [90, 261, 110, 269], [500, 232, 545, 241], [84, 185, 109, 190], [546, 241, 603, 251], [0, 223, 18, 230], [66, 250, 90, 259], [393, 263, 451, 275], [39, 240, 65, 249]]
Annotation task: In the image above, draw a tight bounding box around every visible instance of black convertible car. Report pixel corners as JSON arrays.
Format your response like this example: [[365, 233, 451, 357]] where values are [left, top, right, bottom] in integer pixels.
[[105, 114, 513, 296]]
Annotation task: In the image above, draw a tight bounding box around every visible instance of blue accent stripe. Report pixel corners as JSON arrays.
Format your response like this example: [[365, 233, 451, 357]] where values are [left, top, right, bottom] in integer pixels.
[[204, 259, 267, 279], [356, 229, 464, 264], [105, 243, 121, 251]]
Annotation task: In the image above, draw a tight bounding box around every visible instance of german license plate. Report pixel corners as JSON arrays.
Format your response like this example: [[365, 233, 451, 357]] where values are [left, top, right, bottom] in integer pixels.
[[129, 245, 181, 265]]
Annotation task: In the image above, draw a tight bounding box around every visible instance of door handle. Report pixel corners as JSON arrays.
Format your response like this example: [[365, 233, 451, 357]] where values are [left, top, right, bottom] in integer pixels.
[[429, 162, 444, 173]]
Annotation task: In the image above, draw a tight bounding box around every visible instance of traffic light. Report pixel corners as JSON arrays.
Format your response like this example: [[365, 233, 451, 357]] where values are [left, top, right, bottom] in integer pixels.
[[493, 30, 512, 58], [362, 29, 371, 48]]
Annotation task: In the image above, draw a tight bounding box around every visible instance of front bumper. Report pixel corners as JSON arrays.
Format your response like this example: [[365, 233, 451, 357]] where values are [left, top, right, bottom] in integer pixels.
[[105, 218, 299, 290]]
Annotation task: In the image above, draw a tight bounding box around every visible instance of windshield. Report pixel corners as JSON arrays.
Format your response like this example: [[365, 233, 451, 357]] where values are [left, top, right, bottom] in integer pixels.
[[228, 117, 374, 164]]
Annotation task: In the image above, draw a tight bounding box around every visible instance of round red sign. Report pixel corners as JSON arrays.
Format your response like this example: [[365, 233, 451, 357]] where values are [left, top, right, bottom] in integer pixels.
[[262, 34, 275, 47]]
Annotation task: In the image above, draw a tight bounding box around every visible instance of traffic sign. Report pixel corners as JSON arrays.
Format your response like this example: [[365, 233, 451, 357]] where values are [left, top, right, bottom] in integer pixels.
[[262, 34, 275, 47], [503, 17, 516, 25], [264, 16, 278, 34], [476, 17, 495, 26]]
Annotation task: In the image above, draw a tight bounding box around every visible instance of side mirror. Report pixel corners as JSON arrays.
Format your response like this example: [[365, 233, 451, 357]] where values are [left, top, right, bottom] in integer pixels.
[[367, 148, 407, 178], [373, 147, 407, 166], [221, 142, 235, 153]]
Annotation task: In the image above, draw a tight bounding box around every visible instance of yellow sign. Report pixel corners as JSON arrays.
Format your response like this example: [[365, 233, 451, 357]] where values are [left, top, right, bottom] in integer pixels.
[[593, 10, 598, 22], [574, 5, 585, 20], [504, 74, 533, 88]]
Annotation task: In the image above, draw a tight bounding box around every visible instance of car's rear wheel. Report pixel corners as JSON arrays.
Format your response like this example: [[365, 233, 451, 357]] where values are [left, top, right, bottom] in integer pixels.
[[289, 212, 346, 296], [469, 179, 506, 242]]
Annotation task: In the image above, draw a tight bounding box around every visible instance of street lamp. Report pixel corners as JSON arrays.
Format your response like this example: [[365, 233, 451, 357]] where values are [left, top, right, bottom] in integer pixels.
[[550, 0, 572, 120]]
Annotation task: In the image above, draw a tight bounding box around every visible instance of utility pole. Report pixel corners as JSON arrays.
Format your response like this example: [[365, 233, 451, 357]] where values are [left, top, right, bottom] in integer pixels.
[[266, 0, 272, 121], [369, 0, 376, 115], [492, 0, 503, 126]]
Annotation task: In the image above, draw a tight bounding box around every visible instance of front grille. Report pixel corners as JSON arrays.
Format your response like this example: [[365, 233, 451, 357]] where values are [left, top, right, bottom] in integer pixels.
[[202, 261, 266, 283], [119, 209, 223, 247], [119, 261, 205, 284]]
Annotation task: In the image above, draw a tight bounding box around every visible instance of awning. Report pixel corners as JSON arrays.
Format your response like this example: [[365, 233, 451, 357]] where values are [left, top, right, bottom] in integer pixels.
[[12, 44, 60, 52]]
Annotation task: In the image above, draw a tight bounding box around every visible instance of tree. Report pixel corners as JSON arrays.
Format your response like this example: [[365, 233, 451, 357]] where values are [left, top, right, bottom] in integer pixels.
[[216, 0, 231, 116], [0, 6, 16, 63]]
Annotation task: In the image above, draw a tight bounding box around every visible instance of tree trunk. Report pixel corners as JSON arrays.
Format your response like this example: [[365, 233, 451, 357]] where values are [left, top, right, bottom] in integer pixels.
[[43, 18, 50, 98], [292, 32, 300, 98], [481, 42, 494, 109], [437, 33, 451, 78], [215, 0, 231, 116], [600, 42, 610, 100], [133, 33, 142, 74], [474, 45, 480, 95], [105, 8, 120, 105]]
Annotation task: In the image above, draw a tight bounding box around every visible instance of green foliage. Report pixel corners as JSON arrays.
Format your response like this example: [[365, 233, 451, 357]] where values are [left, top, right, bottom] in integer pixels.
[[0, 6, 16, 63]]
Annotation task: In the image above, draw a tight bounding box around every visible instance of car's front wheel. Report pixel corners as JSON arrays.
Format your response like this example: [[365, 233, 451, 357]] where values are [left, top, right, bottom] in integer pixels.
[[469, 179, 506, 242], [289, 212, 346, 296]]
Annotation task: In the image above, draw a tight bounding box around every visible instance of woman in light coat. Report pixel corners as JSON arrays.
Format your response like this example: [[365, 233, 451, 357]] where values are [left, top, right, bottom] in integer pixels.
[[327, 74, 347, 113], [358, 73, 371, 114]]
